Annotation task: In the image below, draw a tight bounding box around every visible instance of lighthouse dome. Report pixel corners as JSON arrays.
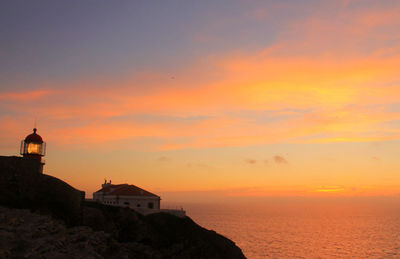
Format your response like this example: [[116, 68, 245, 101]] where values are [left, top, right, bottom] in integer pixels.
[[24, 128, 43, 143]]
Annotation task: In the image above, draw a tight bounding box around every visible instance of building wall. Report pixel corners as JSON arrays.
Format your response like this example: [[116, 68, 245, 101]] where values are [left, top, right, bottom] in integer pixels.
[[92, 191, 186, 217], [93, 193, 160, 210]]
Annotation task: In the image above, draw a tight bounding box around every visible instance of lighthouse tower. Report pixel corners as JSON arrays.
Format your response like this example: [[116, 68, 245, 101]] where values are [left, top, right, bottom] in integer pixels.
[[20, 128, 46, 173]]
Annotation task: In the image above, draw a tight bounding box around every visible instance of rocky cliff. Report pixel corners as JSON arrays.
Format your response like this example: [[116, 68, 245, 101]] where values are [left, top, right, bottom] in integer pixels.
[[0, 156, 246, 258]]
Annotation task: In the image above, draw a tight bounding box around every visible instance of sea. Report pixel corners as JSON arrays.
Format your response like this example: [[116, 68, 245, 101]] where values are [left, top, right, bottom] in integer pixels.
[[166, 198, 400, 258]]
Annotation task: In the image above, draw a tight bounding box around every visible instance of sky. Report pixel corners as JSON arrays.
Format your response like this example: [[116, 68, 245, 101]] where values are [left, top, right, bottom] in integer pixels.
[[1, 0, 400, 201]]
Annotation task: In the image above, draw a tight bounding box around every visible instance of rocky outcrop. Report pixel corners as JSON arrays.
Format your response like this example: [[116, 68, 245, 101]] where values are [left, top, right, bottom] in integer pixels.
[[0, 205, 245, 259], [81, 202, 245, 258], [0, 156, 246, 258], [0, 206, 157, 258]]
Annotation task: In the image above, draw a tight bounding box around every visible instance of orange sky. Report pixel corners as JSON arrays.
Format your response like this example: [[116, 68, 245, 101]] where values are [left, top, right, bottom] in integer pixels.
[[1, 1, 400, 201]]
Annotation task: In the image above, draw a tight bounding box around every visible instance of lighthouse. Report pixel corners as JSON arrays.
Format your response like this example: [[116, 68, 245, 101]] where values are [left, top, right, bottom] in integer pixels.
[[20, 128, 46, 173]]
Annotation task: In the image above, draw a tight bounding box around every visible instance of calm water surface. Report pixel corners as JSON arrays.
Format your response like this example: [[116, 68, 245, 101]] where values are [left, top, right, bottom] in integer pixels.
[[174, 199, 400, 258]]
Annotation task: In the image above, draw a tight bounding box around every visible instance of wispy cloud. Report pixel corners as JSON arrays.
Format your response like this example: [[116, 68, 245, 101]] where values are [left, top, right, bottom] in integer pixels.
[[274, 155, 288, 165], [186, 163, 209, 168], [245, 159, 257, 164], [157, 156, 170, 162], [1, 1, 400, 151]]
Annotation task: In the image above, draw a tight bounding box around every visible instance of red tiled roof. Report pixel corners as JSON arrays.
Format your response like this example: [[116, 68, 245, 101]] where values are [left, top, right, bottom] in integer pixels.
[[94, 184, 159, 198]]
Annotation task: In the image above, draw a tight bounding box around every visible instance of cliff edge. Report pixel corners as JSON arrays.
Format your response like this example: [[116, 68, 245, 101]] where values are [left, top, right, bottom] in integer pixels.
[[0, 156, 246, 258]]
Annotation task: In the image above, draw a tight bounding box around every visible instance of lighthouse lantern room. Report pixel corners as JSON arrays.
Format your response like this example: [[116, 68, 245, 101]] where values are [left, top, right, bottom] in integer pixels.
[[20, 128, 46, 163]]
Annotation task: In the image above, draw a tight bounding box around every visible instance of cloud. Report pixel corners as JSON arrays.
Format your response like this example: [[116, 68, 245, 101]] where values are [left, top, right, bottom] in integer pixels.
[[245, 159, 257, 164], [315, 186, 345, 193], [2, 48, 400, 151], [274, 155, 288, 165], [161, 184, 400, 200], [157, 156, 169, 162], [186, 163, 209, 168], [1, 2, 400, 150], [0, 89, 53, 101]]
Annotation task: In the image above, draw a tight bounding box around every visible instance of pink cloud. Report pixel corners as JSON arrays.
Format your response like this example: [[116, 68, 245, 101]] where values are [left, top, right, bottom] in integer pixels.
[[0, 89, 53, 101], [2, 3, 400, 150]]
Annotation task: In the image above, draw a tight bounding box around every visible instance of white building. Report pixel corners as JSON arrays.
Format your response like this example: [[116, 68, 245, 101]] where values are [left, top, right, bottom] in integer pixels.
[[93, 180, 161, 213]]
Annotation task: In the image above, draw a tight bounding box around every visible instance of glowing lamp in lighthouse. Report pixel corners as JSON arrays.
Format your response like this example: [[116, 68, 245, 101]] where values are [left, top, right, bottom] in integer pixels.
[[20, 128, 46, 162]]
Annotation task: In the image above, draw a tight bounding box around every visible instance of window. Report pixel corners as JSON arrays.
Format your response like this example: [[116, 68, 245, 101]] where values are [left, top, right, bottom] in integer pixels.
[[148, 202, 154, 209], [27, 143, 40, 154]]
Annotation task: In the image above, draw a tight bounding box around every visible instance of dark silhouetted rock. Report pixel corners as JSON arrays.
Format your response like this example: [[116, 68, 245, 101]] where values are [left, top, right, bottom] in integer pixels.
[[0, 156, 246, 258], [0, 156, 84, 225]]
